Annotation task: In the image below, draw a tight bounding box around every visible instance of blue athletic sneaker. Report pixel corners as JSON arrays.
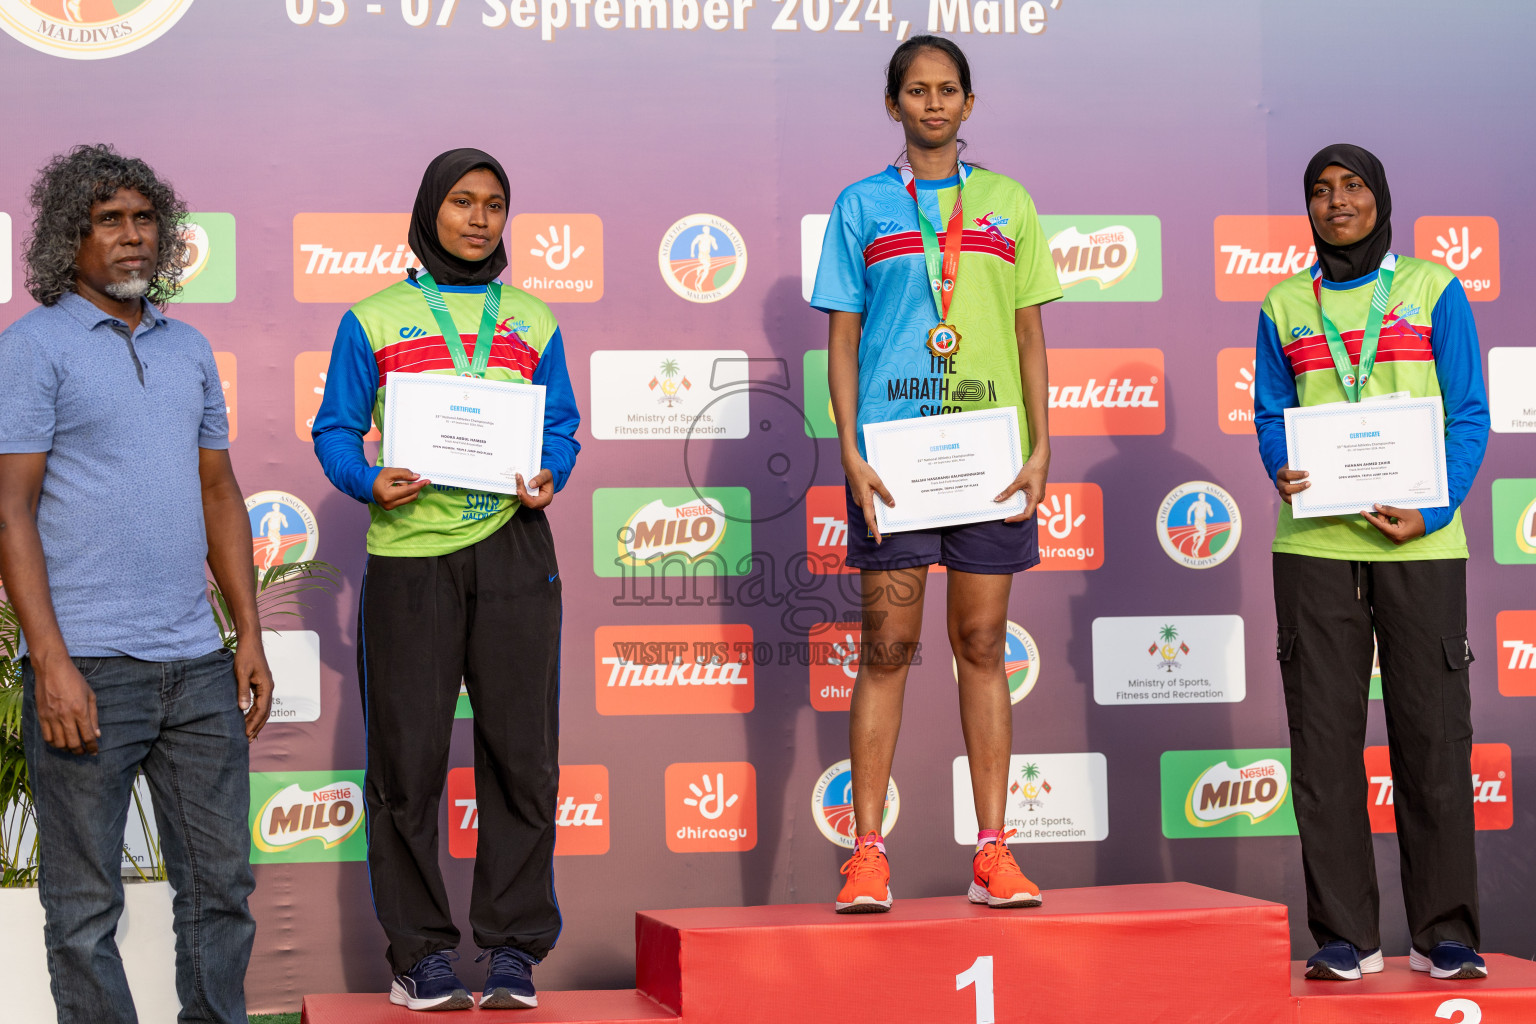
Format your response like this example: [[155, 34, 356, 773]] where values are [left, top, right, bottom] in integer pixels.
[[389, 950, 474, 1011], [1305, 941, 1384, 981], [1410, 941, 1488, 979], [477, 946, 539, 1009]]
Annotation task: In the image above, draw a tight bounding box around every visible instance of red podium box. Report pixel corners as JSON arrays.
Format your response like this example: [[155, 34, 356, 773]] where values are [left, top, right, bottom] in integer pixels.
[[1291, 954, 1536, 1023], [300, 990, 678, 1024], [637, 882, 1291, 1024]]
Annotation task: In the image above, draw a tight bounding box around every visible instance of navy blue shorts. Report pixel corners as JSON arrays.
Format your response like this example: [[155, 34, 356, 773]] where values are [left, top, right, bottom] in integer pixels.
[[843, 483, 1040, 574]]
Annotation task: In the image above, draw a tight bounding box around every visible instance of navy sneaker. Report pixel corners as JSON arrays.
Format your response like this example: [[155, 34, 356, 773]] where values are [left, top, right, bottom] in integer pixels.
[[1305, 941, 1384, 981], [389, 950, 474, 1011], [1410, 941, 1488, 980], [477, 946, 539, 1009]]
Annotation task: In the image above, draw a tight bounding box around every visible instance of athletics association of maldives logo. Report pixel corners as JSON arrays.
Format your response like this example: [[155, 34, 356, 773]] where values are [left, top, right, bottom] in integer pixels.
[[1156, 481, 1241, 569], [0, 0, 195, 60], [245, 490, 319, 571], [951, 621, 1040, 705], [812, 759, 899, 849], [658, 214, 747, 304]]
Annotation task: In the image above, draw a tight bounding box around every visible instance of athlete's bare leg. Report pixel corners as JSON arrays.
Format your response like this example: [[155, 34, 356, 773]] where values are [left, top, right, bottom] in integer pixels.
[[947, 570, 1014, 832], [849, 566, 928, 835]]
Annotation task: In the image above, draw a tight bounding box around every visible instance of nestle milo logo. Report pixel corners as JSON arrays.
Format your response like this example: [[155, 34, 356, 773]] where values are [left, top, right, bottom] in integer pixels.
[[1160, 749, 1297, 839], [248, 771, 367, 863]]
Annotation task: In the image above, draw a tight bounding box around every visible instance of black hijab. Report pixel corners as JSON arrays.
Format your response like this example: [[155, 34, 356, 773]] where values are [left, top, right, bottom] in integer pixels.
[[1304, 144, 1392, 283], [407, 148, 511, 286]]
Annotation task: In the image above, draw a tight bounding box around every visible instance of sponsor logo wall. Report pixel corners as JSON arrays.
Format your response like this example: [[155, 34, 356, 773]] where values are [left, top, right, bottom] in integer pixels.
[[5, 8, 1532, 1009]]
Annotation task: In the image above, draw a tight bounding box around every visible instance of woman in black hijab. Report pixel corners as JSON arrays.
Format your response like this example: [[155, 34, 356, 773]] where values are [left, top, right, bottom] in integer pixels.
[[313, 148, 581, 1011], [1252, 144, 1491, 983]]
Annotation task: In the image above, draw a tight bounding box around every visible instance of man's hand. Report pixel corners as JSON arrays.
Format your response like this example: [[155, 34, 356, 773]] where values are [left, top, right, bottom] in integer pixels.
[[234, 641, 275, 741], [35, 658, 99, 754], [999, 450, 1049, 522], [1275, 466, 1310, 504], [516, 469, 555, 510], [844, 455, 893, 546], [1362, 504, 1426, 544], [372, 467, 431, 510]]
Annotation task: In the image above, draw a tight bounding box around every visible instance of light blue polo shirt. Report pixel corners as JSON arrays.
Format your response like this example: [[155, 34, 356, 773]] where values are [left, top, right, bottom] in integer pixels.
[[0, 292, 228, 660]]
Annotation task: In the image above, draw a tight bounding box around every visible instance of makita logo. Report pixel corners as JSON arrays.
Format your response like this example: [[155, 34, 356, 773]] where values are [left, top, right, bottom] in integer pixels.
[[299, 242, 419, 276], [1218, 243, 1315, 277], [1213, 215, 1317, 302], [594, 625, 756, 716], [448, 764, 610, 856], [1048, 377, 1158, 409], [1048, 349, 1165, 435], [1364, 743, 1513, 832], [1497, 611, 1536, 696], [601, 652, 750, 687], [1504, 638, 1536, 670]]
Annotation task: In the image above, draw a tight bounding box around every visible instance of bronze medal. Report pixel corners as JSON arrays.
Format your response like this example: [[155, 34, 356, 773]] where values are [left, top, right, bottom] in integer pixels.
[[926, 323, 961, 359]]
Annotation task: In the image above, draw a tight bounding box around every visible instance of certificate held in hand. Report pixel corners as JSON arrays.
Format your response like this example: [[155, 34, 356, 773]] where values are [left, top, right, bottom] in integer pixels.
[[1283, 396, 1449, 519], [862, 408, 1026, 534], [382, 372, 545, 497]]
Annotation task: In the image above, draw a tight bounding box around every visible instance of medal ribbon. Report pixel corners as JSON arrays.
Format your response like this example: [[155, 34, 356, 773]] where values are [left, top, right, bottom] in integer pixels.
[[416, 271, 502, 378], [898, 159, 968, 324], [1310, 253, 1396, 403]]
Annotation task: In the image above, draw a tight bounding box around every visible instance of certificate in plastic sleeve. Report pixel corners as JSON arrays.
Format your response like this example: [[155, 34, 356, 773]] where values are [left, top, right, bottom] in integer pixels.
[[381, 372, 545, 497], [861, 408, 1026, 534], [1283, 396, 1449, 519]]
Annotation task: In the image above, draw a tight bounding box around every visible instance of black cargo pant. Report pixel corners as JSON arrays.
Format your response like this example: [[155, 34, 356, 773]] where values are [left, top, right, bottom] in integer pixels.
[[1273, 552, 1479, 954], [358, 509, 563, 973]]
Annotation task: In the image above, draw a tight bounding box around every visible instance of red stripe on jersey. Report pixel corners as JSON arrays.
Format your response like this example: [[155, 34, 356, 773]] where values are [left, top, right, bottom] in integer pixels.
[[375, 332, 540, 381], [1284, 319, 1433, 375], [864, 229, 1016, 267]]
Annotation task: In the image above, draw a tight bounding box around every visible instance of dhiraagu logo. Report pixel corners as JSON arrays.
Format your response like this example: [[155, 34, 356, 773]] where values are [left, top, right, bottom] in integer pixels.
[[1039, 216, 1163, 302], [1160, 749, 1297, 838], [591, 487, 751, 577], [802, 350, 837, 438], [1492, 479, 1536, 565]]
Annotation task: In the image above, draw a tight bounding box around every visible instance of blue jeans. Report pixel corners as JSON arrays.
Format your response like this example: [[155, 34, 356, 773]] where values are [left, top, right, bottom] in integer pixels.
[[22, 649, 256, 1024]]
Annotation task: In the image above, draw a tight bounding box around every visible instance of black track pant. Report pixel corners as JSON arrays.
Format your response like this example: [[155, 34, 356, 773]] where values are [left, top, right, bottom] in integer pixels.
[[1273, 552, 1479, 954], [358, 510, 563, 973]]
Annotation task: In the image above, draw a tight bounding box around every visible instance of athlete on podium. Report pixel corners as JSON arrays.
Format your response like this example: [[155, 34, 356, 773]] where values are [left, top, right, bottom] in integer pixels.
[[810, 37, 1062, 914], [312, 149, 580, 1010], [1253, 145, 1489, 981]]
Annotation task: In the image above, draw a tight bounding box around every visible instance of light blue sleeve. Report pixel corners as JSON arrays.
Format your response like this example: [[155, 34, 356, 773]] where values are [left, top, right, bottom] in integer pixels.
[[810, 193, 866, 314], [0, 322, 57, 454], [194, 332, 230, 450], [1421, 279, 1489, 535]]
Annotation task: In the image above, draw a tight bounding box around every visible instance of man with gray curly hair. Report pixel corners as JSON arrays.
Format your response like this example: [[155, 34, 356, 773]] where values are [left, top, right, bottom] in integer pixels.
[[0, 145, 273, 1024]]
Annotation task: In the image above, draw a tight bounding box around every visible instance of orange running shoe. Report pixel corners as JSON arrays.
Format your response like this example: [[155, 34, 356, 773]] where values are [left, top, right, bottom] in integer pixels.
[[968, 829, 1042, 908], [835, 838, 892, 914]]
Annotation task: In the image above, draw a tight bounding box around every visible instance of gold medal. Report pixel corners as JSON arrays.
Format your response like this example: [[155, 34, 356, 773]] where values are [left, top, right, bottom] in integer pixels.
[[926, 323, 961, 358]]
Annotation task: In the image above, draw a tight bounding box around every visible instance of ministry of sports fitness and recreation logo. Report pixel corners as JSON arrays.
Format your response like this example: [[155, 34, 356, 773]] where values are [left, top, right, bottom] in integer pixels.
[[1156, 481, 1241, 569], [245, 490, 318, 571], [1159, 750, 1297, 839], [658, 214, 747, 303], [812, 759, 899, 849], [1039, 216, 1164, 302], [0, 0, 194, 59], [248, 771, 366, 863], [951, 620, 1040, 704]]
